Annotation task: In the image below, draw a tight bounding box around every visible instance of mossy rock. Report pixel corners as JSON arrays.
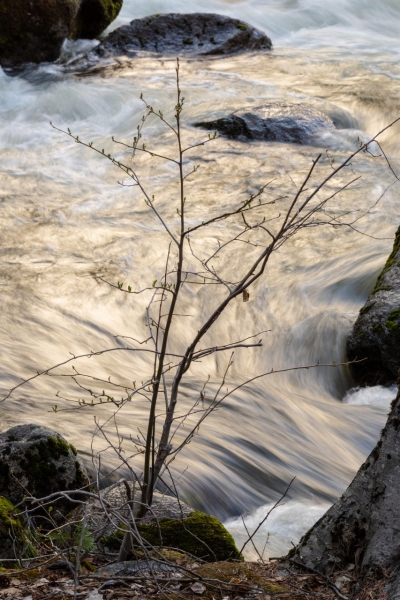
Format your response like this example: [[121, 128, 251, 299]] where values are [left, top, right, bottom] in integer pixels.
[[70, 0, 122, 39], [0, 0, 80, 68], [0, 496, 36, 560], [347, 225, 400, 385], [0, 424, 89, 522], [103, 510, 241, 562]]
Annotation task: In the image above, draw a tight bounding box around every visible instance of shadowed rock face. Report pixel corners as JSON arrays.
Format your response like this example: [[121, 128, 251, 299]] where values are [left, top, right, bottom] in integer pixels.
[[96, 13, 272, 58], [0, 0, 79, 68], [0, 0, 122, 68], [0, 424, 89, 517], [347, 226, 400, 386], [195, 103, 335, 145], [70, 0, 122, 40]]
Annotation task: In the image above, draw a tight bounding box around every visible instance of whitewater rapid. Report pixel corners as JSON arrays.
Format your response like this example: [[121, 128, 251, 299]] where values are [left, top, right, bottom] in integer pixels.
[[1, 0, 400, 559]]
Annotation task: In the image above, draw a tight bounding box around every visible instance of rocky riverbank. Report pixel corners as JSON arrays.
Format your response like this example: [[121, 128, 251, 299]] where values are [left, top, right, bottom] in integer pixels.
[[348, 226, 400, 385], [0, 424, 240, 564]]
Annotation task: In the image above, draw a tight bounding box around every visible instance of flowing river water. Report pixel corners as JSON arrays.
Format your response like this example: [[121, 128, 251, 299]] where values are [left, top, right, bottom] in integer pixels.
[[1, 0, 400, 559]]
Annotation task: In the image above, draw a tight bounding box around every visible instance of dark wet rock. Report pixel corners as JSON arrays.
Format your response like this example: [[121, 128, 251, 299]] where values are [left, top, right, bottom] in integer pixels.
[[96, 13, 272, 59], [71, 0, 122, 40], [195, 103, 335, 145], [347, 226, 400, 385], [0, 0, 80, 68], [0, 424, 89, 516]]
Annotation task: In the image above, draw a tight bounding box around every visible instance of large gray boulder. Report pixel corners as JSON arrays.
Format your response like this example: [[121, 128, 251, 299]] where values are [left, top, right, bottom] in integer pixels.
[[0, 424, 89, 516], [96, 13, 272, 58], [195, 103, 335, 145], [347, 226, 400, 385]]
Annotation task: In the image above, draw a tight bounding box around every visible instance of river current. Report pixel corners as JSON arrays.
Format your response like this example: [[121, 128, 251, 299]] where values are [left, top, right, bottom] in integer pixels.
[[1, 0, 400, 559]]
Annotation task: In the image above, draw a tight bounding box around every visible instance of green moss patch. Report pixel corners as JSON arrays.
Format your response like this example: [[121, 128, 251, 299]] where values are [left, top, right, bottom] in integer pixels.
[[0, 496, 22, 541], [0, 496, 36, 561], [372, 225, 400, 293], [103, 510, 241, 561]]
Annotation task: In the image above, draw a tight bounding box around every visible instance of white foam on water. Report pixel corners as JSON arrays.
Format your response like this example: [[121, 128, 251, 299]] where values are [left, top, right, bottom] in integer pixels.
[[225, 500, 331, 560], [343, 385, 397, 409]]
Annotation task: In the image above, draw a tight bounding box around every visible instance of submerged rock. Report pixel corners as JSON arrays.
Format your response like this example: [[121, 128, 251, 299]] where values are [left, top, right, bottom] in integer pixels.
[[0, 424, 89, 516], [347, 226, 400, 385], [195, 103, 335, 145], [70, 0, 123, 40], [96, 13, 272, 58], [0, 0, 79, 68]]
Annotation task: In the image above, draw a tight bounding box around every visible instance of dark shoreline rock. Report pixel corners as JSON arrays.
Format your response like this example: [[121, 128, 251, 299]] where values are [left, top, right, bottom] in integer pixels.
[[195, 103, 335, 145], [0, 424, 89, 518], [96, 13, 272, 59], [347, 226, 400, 385], [0, 0, 79, 68], [0, 0, 122, 69]]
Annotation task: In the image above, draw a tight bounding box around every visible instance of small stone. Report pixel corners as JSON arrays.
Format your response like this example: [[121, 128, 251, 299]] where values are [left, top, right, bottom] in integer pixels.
[[99, 580, 130, 590], [86, 592, 104, 600], [334, 575, 352, 591], [190, 582, 206, 595]]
